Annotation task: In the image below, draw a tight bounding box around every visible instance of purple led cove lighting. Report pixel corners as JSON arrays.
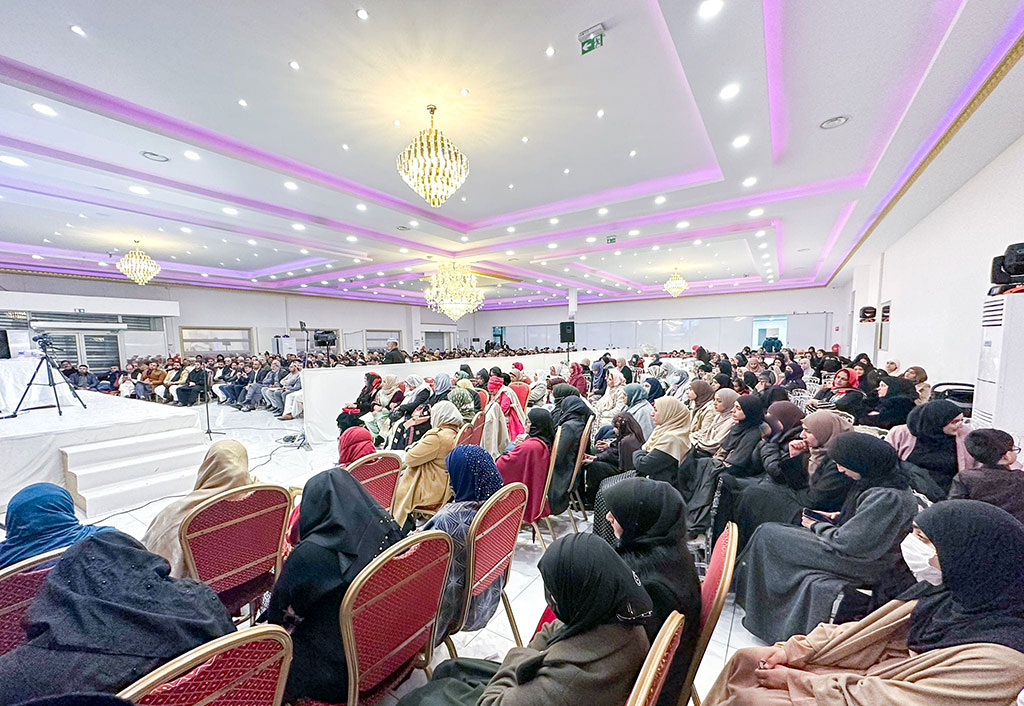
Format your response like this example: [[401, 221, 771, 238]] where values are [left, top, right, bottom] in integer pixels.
[[0, 56, 466, 231], [465, 167, 723, 231], [462, 174, 864, 255], [0, 176, 371, 260], [773, 220, 786, 277], [762, 0, 787, 163], [0, 134, 451, 257], [812, 201, 858, 281]]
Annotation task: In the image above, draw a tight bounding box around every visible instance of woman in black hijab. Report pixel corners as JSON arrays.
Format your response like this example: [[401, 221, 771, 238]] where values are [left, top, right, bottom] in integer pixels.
[[549, 396, 594, 514], [582, 411, 647, 505], [716, 359, 733, 378], [0, 532, 235, 703], [643, 376, 665, 403], [900, 400, 964, 494], [605, 479, 701, 706], [550, 382, 580, 424], [711, 372, 731, 392], [267, 468, 405, 702], [395, 533, 652, 706], [861, 375, 918, 429]]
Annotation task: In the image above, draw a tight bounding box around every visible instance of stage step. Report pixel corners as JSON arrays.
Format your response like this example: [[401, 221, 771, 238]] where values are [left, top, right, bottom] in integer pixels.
[[62, 428, 210, 516]]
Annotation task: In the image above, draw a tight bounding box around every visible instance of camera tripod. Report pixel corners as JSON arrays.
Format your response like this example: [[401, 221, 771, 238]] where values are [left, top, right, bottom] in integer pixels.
[[3, 349, 87, 418]]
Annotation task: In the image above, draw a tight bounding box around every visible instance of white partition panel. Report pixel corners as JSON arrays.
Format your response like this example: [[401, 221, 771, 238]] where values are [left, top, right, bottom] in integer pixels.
[[635, 320, 661, 351]]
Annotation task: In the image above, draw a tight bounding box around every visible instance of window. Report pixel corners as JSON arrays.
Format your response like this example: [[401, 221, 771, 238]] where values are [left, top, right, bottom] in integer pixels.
[[365, 330, 401, 353], [180, 327, 253, 356], [752, 315, 787, 349]]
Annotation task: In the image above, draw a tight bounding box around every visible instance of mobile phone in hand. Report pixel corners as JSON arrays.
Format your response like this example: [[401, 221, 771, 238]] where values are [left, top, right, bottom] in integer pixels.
[[802, 508, 837, 524]]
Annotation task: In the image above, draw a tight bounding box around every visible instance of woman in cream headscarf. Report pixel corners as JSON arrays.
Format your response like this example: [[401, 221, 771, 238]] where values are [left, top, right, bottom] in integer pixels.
[[391, 401, 463, 528], [142, 440, 252, 577], [366, 374, 403, 439], [593, 368, 627, 433]]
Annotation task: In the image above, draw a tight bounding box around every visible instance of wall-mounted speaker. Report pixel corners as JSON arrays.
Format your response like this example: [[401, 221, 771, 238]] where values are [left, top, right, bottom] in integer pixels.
[[559, 321, 575, 343]]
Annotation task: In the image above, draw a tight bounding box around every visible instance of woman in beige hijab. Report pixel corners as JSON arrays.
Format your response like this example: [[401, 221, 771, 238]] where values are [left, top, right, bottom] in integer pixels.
[[142, 440, 252, 577], [391, 401, 462, 529], [633, 397, 692, 484]]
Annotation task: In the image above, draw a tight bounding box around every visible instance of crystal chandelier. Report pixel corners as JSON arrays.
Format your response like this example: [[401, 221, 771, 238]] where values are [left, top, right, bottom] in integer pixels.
[[424, 262, 484, 321], [396, 105, 469, 207], [116, 241, 161, 285], [663, 269, 689, 297]]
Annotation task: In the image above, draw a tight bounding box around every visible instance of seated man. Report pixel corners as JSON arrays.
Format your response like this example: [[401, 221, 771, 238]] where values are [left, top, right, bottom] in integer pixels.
[[214, 361, 239, 403], [174, 359, 208, 406], [136, 360, 165, 400], [96, 364, 121, 392], [264, 362, 302, 414], [68, 364, 99, 391], [224, 363, 254, 405], [241, 359, 284, 412]]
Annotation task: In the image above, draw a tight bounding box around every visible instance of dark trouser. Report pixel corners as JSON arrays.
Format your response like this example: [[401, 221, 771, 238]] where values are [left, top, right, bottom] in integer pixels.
[[680, 457, 727, 535], [225, 384, 247, 403], [176, 385, 202, 406], [584, 459, 622, 506]]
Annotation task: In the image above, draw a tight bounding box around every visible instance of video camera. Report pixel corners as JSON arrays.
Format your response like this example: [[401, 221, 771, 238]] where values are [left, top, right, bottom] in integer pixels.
[[990, 242, 1024, 293], [31, 332, 58, 350], [314, 330, 337, 347]]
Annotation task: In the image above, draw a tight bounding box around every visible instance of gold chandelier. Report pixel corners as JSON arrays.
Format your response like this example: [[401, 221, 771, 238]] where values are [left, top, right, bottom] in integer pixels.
[[396, 105, 468, 207], [116, 241, 161, 285], [424, 262, 484, 321], [663, 269, 689, 297]]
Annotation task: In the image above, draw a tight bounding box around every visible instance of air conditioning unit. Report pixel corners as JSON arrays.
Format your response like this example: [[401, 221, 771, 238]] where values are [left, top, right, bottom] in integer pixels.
[[974, 295, 1024, 444]]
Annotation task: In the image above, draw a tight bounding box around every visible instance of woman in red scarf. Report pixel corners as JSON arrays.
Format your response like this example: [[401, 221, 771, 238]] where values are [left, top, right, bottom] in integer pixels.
[[337, 426, 376, 466], [809, 367, 866, 418], [488, 375, 526, 440], [568, 362, 588, 396]]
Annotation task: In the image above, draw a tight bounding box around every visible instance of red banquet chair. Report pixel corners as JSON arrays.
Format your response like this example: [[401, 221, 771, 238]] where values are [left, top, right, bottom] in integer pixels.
[[467, 412, 485, 446], [454, 423, 473, 447], [528, 427, 563, 549], [625, 611, 686, 706], [345, 452, 402, 513], [509, 382, 530, 411], [180, 483, 291, 619], [118, 625, 292, 706], [476, 390, 488, 412], [444, 482, 529, 657], [0, 547, 66, 656], [297, 530, 453, 706]]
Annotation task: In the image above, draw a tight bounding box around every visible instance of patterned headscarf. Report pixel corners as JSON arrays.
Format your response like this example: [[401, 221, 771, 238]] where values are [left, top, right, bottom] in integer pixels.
[[447, 387, 476, 421], [445, 444, 505, 502]]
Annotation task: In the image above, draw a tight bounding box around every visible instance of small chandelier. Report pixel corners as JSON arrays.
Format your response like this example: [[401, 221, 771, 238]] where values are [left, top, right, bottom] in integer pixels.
[[424, 262, 484, 321], [116, 241, 161, 285], [396, 105, 469, 208], [663, 269, 689, 297]]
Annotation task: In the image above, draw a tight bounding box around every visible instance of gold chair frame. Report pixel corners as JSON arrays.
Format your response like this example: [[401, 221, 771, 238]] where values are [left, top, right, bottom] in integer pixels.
[[346, 451, 404, 514], [626, 611, 685, 706], [530, 426, 563, 548]]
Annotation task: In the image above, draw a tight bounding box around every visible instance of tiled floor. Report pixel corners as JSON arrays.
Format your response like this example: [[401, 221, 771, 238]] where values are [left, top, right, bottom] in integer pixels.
[[5, 401, 767, 702]]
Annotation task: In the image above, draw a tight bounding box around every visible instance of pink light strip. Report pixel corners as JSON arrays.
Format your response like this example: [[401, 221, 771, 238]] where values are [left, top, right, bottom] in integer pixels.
[[762, 0, 788, 163]]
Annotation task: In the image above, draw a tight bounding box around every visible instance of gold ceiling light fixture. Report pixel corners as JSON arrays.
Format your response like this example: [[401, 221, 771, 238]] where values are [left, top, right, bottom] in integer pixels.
[[116, 240, 161, 285], [396, 104, 468, 207], [424, 261, 484, 321], [663, 268, 689, 297]]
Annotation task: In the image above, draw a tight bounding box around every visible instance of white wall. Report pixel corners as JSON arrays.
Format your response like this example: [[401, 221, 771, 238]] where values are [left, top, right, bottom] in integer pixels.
[[857, 133, 1024, 382]]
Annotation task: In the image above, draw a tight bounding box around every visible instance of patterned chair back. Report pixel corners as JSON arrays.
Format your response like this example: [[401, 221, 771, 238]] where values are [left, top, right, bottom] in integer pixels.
[[624, 611, 685, 706], [119, 625, 292, 706], [0, 547, 66, 656], [180, 484, 291, 595], [347, 453, 403, 512]]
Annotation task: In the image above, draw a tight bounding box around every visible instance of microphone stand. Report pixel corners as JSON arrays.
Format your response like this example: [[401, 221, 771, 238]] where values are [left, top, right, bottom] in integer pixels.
[[201, 365, 224, 440]]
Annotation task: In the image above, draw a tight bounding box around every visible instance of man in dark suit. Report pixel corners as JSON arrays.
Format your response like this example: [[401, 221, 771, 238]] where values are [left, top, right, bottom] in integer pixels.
[[382, 339, 405, 364]]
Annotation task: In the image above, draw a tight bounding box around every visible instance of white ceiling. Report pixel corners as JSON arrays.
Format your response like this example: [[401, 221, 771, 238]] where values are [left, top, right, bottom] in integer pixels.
[[0, 0, 1022, 310]]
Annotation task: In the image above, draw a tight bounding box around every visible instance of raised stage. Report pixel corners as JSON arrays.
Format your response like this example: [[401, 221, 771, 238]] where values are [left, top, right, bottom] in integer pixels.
[[0, 390, 208, 517]]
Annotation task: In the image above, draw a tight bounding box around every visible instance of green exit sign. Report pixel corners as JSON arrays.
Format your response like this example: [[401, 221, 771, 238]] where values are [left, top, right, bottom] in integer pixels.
[[581, 33, 604, 55]]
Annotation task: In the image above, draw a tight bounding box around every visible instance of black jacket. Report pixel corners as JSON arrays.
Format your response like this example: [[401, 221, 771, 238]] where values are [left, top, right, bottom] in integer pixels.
[[382, 348, 405, 364], [633, 449, 680, 485]]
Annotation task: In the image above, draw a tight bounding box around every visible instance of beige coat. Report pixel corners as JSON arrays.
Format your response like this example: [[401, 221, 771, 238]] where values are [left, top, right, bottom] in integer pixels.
[[391, 425, 458, 526], [704, 599, 1024, 706], [479, 620, 650, 706]]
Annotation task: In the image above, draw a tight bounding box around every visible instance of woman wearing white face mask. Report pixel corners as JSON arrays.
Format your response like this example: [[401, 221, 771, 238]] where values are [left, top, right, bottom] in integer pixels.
[[702, 500, 1024, 706]]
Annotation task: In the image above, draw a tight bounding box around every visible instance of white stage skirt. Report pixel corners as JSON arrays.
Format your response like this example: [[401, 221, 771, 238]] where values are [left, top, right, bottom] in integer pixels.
[[0, 356, 78, 413]]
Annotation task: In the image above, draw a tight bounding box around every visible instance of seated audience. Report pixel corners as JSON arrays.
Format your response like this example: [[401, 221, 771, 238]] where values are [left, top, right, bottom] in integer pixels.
[[633, 396, 692, 484], [582, 412, 646, 505], [704, 500, 1024, 706], [550, 382, 581, 422], [809, 367, 866, 418], [0, 483, 113, 568], [392, 400, 463, 528], [172, 359, 207, 406], [267, 469, 404, 702], [548, 396, 594, 516], [354, 372, 382, 414], [137, 360, 165, 400], [488, 374, 527, 443], [0, 531, 235, 703], [496, 408, 556, 523], [859, 374, 918, 428], [780, 361, 807, 390], [337, 425, 376, 467], [263, 361, 301, 414], [737, 433, 918, 644], [425, 445, 506, 645], [68, 364, 99, 391], [447, 386, 477, 422], [679, 388, 739, 479], [621, 382, 654, 439], [903, 365, 931, 404], [887, 399, 972, 495], [365, 373, 404, 440], [567, 361, 588, 395], [388, 374, 433, 450], [604, 478, 702, 706], [949, 427, 1024, 522], [240, 359, 284, 411], [141, 440, 252, 577], [396, 533, 652, 706]]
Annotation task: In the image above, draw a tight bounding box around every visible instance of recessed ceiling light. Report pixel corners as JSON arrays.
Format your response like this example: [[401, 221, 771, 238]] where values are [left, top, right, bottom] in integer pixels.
[[758, 242, 768, 249], [460, 236, 469, 242], [352, 259, 361, 264], [460, 88, 470, 96], [200, 272, 210, 278], [761, 253, 770, 258], [614, 250, 621, 256], [505, 250, 515, 256], [597, 208, 608, 216], [596, 109, 605, 118], [399, 247, 409, 254], [299, 249, 310, 255], [128, 185, 149, 195], [393, 119, 401, 127], [283, 181, 298, 190], [222, 207, 238, 216], [755, 230, 766, 237], [549, 217, 559, 225], [461, 196, 467, 201], [346, 236, 358, 242], [404, 267, 412, 272], [32, 103, 58, 117], [237, 99, 248, 108], [585, 236, 597, 243], [97, 261, 107, 266], [628, 229, 640, 236], [651, 245, 660, 251], [732, 134, 750, 149], [547, 243, 558, 249], [699, 0, 725, 19], [719, 83, 740, 100], [292, 223, 306, 231], [183, 150, 200, 161], [506, 226, 516, 233], [300, 283, 308, 288], [820, 115, 850, 129], [508, 183, 514, 189], [629, 149, 637, 158], [356, 8, 369, 20], [355, 203, 367, 211], [288, 60, 301, 71], [694, 239, 703, 245], [748, 207, 764, 217], [180, 227, 192, 233], [356, 275, 365, 279], [742, 176, 758, 187], [245, 239, 257, 246], [408, 220, 419, 227], [69, 24, 88, 38], [31, 254, 44, 260], [521, 136, 529, 143], [545, 45, 556, 57], [654, 195, 667, 205], [563, 168, 570, 175], [0, 156, 28, 167]]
